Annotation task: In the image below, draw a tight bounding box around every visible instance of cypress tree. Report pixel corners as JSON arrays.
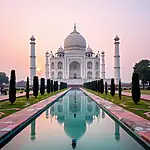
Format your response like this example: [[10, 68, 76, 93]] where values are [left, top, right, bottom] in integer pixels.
[[26, 77, 30, 100], [60, 82, 62, 90], [98, 80, 100, 93], [105, 82, 108, 95], [100, 79, 104, 94], [9, 70, 16, 104], [110, 78, 115, 96], [51, 80, 53, 92], [40, 78, 45, 95], [33, 76, 39, 98], [56, 81, 58, 91], [47, 79, 50, 94], [53, 81, 56, 92], [95, 80, 97, 91], [132, 73, 141, 104], [119, 80, 122, 99]]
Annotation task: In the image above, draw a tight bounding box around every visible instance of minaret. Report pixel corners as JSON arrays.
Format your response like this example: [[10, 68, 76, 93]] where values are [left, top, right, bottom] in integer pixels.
[[45, 51, 49, 80], [30, 35, 36, 86], [101, 51, 105, 79], [114, 35, 121, 85]]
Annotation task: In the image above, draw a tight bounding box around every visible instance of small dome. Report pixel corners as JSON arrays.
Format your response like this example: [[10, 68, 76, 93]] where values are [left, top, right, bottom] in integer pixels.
[[57, 46, 64, 53], [30, 35, 36, 41], [114, 35, 120, 41], [45, 51, 49, 57], [86, 45, 93, 53], [64, 24, 86, 50], [101, 51, 105, 55]]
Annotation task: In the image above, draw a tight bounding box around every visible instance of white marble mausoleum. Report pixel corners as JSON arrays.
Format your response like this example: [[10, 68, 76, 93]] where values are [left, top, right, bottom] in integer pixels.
[[30, 24, 121, 85]]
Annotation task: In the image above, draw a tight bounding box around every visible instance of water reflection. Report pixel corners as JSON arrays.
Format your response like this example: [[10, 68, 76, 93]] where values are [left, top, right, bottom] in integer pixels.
[[1, 90, 144, 150], [115, 122, 120, 141], [50, 90, 100, 140], [102, 110, 105, 119], [46, 109, 49, 119], [29, 90, 120, 142], [30, 120, 36, 141]]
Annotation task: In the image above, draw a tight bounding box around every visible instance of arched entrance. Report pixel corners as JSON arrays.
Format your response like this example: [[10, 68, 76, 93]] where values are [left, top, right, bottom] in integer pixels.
[[69, 61, 81, 79]]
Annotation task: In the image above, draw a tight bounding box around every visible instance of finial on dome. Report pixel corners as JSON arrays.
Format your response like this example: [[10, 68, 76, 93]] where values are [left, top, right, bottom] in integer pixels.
[[101, 51, 105, 54], [114, 35, 120, 41], [74, 23, 76, 32], [45, 51, 49, 54], [30, 35, 36, 41]]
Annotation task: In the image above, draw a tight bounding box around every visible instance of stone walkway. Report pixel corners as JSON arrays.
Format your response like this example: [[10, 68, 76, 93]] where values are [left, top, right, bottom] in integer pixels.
[[0, 89, 70, 147], [122, 91, 150, 101], [81, 88, 150, 145], [0, 92, 33, 102]]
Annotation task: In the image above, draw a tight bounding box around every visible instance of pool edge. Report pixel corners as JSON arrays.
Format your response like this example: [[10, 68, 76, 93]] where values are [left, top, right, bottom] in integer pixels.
[[0, 88, 71, 148], [81, 88, 150, 150]]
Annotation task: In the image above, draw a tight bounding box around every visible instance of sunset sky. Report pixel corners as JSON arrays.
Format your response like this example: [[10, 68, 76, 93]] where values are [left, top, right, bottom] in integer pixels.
[[0, 0, 150, 82]]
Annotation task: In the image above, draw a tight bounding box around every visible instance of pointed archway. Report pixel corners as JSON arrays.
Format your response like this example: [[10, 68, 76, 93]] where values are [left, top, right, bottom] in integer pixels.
[[69, 61, 81, 79]]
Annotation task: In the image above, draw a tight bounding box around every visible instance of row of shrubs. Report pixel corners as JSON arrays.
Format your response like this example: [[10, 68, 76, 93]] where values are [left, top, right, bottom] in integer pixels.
[[83, 78, 122, 100], [83, 72, 141, 104], [9, 70, 67, 104]]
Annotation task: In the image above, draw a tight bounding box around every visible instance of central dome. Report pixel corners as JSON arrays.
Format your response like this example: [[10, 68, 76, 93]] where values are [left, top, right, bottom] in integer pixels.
[[64, 24, 86, 50]]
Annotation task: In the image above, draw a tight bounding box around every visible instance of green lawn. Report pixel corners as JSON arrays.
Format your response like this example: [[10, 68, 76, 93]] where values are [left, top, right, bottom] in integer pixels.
[[0, 89, 66, 119], [124, 90, 150, 95], [86, 89, 150, 121]]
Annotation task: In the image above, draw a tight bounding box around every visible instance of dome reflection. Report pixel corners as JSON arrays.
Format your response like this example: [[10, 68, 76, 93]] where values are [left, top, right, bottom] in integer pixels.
[[50, 90, 100, 140]]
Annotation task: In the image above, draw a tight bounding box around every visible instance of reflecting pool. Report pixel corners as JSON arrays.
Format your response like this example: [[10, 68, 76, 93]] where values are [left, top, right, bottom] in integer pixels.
[[2, 90, 145, 150]]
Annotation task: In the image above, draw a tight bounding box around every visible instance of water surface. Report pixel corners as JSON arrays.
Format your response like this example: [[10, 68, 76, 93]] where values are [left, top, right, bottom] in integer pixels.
[[2, 90, 144, 150]]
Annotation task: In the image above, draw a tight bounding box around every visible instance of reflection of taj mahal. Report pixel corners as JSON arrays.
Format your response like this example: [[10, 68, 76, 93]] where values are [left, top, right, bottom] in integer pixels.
[[50, 90, 100, 139], [30, 90, 120, 142]]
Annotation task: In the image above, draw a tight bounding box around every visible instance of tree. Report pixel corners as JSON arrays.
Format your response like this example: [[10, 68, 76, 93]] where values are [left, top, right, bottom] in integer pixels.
[[53, 81, 56, 92], [60, 82, 63, 90], [53, 81, 58, 92], [40, 78, 45, 95], [98, 80, 100, 93], [26, 77, 29, 100], [95, 80, 98, 92], [110, 78, 115, 96], [56, 81, 58, 91], [132, 73, 141, 104], [9, 70, 16, 104], [133, 59, 150, 89], [100, 79, 104, 94], [47, 79, 50, 94], [0, 72, 9, 85], [118, 80, 121, 99], [33, 76, 39, 98], [105, 82, 108, 95], [50, 80, 53, 92], [60, 82, 67, 90]]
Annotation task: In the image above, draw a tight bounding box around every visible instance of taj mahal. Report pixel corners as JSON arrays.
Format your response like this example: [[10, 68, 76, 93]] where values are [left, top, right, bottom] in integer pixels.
[[30, 24, 121, 86]]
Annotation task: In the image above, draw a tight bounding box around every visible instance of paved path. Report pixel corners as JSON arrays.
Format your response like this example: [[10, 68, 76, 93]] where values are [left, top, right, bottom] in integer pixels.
[[0, 92, 33, 102], [81, 88, 150, 146], [0, 89, 70, 148], [122, 91, 150, 101]]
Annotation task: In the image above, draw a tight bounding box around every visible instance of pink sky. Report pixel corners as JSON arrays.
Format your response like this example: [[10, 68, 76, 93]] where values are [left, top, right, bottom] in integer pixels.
[[0, 0, 150, 82]]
